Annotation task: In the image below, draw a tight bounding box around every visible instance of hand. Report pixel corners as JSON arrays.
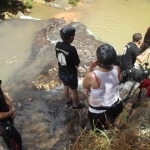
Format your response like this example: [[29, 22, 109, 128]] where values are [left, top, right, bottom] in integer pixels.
[[11, 106, 17, 117], [85, 89, 91, 96], [147, 48, 150, 54], [89, 60, 99, 69]]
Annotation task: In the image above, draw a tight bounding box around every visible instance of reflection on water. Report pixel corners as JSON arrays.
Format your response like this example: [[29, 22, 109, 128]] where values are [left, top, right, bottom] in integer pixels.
[[31, 0, 150, 52]]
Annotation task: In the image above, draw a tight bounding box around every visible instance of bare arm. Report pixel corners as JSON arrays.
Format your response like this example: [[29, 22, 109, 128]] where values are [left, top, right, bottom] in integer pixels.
[[0, 109, 12, 120], [86, 60, 99, 74], [83, 60, 99, 95], [4, 93, 17, 117], [0, 92, 14, 120], [136, 49, 150, 63], [83, 72, 93, 89]]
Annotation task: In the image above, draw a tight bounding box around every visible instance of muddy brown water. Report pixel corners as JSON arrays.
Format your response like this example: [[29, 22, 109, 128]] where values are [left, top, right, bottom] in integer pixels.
[[0, 1, 150, 149], [1, 0, 150, 84], [31, 0, 150, 51]]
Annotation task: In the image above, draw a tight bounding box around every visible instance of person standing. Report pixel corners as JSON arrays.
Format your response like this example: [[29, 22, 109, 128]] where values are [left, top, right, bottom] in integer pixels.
[[83, 44, 123, 130], [140, 27, 150, 53], [55, 26, 85, 110], [120, 33, 150, 82], [0, 80, 22, 150]]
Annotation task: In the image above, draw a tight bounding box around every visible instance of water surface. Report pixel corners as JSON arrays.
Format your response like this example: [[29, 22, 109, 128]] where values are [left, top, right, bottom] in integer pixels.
[[31, 0, 150, 52]]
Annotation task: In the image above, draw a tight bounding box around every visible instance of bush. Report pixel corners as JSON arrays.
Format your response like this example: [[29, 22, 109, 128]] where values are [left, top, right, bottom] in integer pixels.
[[25, 0, 34, 8], [69, 128, 111, 150], [68, 0, 80, 6]]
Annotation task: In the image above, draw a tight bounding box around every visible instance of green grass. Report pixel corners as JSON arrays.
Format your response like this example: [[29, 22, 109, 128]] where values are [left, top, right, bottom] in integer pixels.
[[69, 127, 111, 150]]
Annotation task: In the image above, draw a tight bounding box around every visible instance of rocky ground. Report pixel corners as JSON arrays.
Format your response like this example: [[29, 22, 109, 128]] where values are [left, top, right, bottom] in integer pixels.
[[0, 17, 150, 150], [0, 18, 102, 150], [46, 0, 95, 10]]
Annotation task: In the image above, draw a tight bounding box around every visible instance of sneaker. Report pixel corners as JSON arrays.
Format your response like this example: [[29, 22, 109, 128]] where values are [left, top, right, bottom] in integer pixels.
[[73, 103, 86, 110], [66, 98, 73, 107]]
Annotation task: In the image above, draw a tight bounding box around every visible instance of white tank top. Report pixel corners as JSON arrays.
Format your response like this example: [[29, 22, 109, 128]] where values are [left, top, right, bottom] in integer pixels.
[[89, 66, 121, 114]]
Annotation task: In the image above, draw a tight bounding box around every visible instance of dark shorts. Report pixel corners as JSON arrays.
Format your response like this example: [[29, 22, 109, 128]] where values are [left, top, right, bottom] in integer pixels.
[[58, 72, 78, 89], [88, 101, 123, 130]]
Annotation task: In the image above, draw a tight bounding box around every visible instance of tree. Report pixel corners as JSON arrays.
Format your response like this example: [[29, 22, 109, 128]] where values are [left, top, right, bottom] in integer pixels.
[[0, 0, 27, 20]]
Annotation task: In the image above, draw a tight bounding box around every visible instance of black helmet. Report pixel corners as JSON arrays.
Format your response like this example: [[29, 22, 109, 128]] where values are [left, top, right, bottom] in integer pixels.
[[96, 44, 117, 66], [60, 26, 76, 41]]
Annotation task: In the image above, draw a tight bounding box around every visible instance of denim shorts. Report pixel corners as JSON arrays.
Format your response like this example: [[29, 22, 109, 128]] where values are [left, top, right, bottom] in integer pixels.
[[58, 72, 78, 89]]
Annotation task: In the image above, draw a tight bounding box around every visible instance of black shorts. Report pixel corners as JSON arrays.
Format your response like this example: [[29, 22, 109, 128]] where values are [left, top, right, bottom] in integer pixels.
[[58, 72, 78, 89], [88, 101, 123, 130]]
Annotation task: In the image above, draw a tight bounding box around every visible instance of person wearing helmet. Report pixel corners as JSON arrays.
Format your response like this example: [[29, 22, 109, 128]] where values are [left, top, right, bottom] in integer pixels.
[[82, 44, 123, 130], [0, 80, 22, 149], [55, 26, 85, 110], [120, 33, 150, 83]]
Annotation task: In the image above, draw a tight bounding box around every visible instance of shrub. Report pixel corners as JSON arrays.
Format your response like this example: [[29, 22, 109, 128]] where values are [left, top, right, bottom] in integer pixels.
[[25, 0, 34, 8], [68, 0, 80, 6]]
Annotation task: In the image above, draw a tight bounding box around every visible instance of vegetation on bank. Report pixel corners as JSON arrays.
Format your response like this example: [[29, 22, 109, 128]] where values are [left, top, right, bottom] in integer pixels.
[[69, 113, 150, 150], [25, 0, 34, 8], [68, 0, 80, 6], [0, 0, 25, 19], [0, 0, 34, 20], [0, 0, 81, 20]]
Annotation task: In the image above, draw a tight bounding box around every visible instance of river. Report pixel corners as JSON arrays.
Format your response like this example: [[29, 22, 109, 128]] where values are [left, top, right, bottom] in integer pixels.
[[0, 0, 150, 84], [31, 0, 150, 52]]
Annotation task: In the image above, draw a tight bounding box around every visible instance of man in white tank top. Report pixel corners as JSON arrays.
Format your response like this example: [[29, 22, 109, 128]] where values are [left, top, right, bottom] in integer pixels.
[[83, 44, 123, 130]]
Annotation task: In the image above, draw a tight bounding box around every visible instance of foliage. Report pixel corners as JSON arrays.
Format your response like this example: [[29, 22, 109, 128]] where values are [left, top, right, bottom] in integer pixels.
[[0, 0, 27, 20], [25, 0, 34, 8], [69, 128, 111, 150], [68, 0, 80, 6], [69, 116, 150, 150]]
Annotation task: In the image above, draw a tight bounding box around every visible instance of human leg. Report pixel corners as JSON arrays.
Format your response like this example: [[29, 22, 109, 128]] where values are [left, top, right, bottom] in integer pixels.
[[106, 101, 123, 125], [58, 72, 72, 106], [63, 85, 70, 102], [66, 73, 79, 107], [64, 85, 73, 106], [59, 72, 85, 109], [88, 111, 106, 130], [71, 89, 78, 107], [9, 124, 22, 150], [0, 122, 22, 150]]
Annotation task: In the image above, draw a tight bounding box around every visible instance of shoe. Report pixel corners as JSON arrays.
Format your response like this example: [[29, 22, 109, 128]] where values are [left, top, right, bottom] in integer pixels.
[[66, 98, 73, 107], [73, 103, 86, 110]]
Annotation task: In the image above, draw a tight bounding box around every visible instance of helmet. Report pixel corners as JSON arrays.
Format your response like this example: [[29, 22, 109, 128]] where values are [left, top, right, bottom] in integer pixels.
[[60, 26, 76, 41], [96, 44, 117, 66]]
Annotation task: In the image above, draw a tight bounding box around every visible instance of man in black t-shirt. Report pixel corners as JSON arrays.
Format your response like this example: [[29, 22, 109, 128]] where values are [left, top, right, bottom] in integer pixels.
[[0, 80, 22, 150], [55, 26, 85, 110], [120, 33, 150, 82]]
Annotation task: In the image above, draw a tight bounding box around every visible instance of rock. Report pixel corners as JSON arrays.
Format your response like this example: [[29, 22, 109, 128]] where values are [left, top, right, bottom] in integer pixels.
[[46, 0, 95, 10], [1, 17, 149, 150], [0, 18, 103, 149]]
